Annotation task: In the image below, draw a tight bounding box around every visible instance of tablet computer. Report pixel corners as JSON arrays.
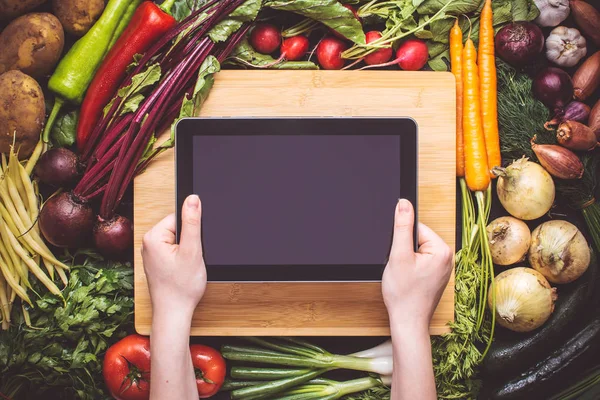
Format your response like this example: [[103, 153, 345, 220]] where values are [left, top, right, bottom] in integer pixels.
[[176, 117, 417, 282]]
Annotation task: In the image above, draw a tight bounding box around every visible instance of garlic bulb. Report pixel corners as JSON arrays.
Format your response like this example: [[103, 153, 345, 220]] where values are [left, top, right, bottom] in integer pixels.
[[529, 220, 591, 284], [489, 267, 557, 332], [546, 26, 587, 67], [534, 0, 570, 27]]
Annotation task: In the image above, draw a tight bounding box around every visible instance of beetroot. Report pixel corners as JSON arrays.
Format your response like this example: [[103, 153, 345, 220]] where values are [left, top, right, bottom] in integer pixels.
[[280, 36, 309, 61], [94, 215, 133, 259], [364, 31, 392, 65], [39, 192, 95, 248], [317, 37, 348, 70], [250, 23, 281, 54], [35, 148, 82, 188], [396, 39, 428, 71]]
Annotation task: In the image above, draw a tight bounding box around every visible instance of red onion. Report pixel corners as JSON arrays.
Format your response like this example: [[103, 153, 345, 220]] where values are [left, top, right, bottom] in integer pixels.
[[495, 22, 544, 67], [532, 67, 574, 113], [544, 101, 590, 130]]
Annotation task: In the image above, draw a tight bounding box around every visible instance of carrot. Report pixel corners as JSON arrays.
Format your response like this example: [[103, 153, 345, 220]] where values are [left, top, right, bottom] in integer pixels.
[[478, 0, 501, 174], [451, 20, 465, 178], [462, 38, 490, 192]]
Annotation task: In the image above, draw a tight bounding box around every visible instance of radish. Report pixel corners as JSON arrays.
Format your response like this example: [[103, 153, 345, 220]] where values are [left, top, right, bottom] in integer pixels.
[[396, 39, 429, 70], [364, 31, 392, 65], [250, 23, 281, 54], [331, 4, 361, 40], [360, 38, 429, 71], [317, 37, 348, 70], [280, 36, 309, 61]]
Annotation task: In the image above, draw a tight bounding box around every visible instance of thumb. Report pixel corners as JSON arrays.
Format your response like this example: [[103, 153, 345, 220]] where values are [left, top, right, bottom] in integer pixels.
[[179, 195, 203, 255], [389, 199, 415, 262]]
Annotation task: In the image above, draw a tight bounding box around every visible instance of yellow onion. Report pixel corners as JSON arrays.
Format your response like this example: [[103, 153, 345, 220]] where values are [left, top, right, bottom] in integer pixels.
[[489, 267, 557, 332], [529, 220, 591, 284], [487, 216, 531, 265], [494, 158, 555, 220]]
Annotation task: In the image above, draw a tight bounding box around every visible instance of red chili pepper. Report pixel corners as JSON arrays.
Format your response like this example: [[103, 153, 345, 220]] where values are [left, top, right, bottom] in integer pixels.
[[77, 1, 176, 151]]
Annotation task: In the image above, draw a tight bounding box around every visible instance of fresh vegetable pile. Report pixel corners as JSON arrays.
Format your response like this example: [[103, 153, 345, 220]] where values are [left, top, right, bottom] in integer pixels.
[[0, 0, 599, 399]]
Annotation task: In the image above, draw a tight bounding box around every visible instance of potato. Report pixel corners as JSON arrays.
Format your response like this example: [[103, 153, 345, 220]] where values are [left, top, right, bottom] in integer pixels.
[[0, 0, 47, 20], [0, 13, 65, 79], [0, 71, 45, 159], [52, 0, 105, 36]]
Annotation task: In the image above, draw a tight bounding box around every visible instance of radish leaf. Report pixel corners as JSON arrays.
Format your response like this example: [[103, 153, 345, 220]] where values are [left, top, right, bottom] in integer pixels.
[[265, 0, 366, 44]]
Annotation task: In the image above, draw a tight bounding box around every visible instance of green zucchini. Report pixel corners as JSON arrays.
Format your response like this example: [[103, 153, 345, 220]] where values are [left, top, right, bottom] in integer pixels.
[[482, 278, 594, 379], [483, 315, 600, 399]]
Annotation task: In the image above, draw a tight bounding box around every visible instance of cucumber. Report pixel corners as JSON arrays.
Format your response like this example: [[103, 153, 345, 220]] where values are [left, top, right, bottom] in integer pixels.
[[483, 315, 600, 400]]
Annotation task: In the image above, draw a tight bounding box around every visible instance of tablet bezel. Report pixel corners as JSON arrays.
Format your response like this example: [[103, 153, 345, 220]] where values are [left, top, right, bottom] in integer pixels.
[[175, 117, 418, 282]]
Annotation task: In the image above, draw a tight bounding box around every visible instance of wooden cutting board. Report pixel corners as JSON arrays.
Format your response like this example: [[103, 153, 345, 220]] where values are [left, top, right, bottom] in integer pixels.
[[134, 70, 456, 336]]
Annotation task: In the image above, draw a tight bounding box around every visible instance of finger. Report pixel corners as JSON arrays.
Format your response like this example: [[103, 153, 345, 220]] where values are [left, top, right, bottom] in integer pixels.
[[417, 222, 447, 255], [179, 195, 203, 255], [389, 199, 415, 261], [152, 214, 177, 244]]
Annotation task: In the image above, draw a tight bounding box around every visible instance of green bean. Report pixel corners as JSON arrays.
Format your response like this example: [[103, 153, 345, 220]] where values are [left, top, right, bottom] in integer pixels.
[[0, 252, 31, 305], [3, 221, 62, 299]]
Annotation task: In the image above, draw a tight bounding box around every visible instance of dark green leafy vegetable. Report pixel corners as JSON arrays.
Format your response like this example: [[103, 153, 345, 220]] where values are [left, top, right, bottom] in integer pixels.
[[171, 0, 210, 21], [0, 252, 134, 400], [209, 0, 262, 43], [265, 0, 366, 44], [229, 37, 319, 69], [51, 109, 79, 148]]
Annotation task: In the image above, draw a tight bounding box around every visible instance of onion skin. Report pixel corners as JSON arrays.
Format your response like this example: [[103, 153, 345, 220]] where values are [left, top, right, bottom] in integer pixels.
[[569, 0, 600, 46], [544, 101, 590, 130], [487, 216, 531, 265], [93, 215, 133, 259], [572, 51, 600, 101], [34, 147, 82, 188], [495, 22, 544, 67], [590, 99, 600, 140], [39, 191, 94, 248], [531, 138, 584, 179], [532, 67, 574, 112], [556, 120, 598, 151], [529, 220, 591, 284], [494, 158, 555, 220], [489, 267, 557, 332]]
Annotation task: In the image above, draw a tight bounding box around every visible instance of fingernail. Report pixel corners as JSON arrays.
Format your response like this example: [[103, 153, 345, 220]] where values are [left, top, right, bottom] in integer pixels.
[[187, 195, 200, 209], [397, 199, 411, 213]]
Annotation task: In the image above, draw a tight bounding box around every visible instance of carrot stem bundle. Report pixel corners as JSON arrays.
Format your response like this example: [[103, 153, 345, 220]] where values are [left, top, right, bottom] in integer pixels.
[[478, 0, 501, 174]]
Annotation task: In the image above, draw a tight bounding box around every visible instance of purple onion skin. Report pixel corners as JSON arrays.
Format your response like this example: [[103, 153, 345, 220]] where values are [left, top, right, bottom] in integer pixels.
[[39, 192, 94, 248], [495, 22, 544, 67], [532, 67, 574, 113], [93, 215, 133, 259], [546, 101, 591, 129], [35, 148, 82, 188]]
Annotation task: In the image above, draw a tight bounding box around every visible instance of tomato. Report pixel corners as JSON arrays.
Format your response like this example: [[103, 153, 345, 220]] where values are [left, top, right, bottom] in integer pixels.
[[103, 334, 151, 400], [190, 344, 226, 398]]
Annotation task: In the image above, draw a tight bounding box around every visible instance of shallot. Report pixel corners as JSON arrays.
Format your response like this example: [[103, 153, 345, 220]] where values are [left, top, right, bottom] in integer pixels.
[[531, 137, 584, 179], [556, 120, 598, 151]]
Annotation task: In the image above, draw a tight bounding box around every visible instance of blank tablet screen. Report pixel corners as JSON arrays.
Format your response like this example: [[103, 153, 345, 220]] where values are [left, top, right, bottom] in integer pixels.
[[176, 117, 417, 281], [192, 134, 400, 266]]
